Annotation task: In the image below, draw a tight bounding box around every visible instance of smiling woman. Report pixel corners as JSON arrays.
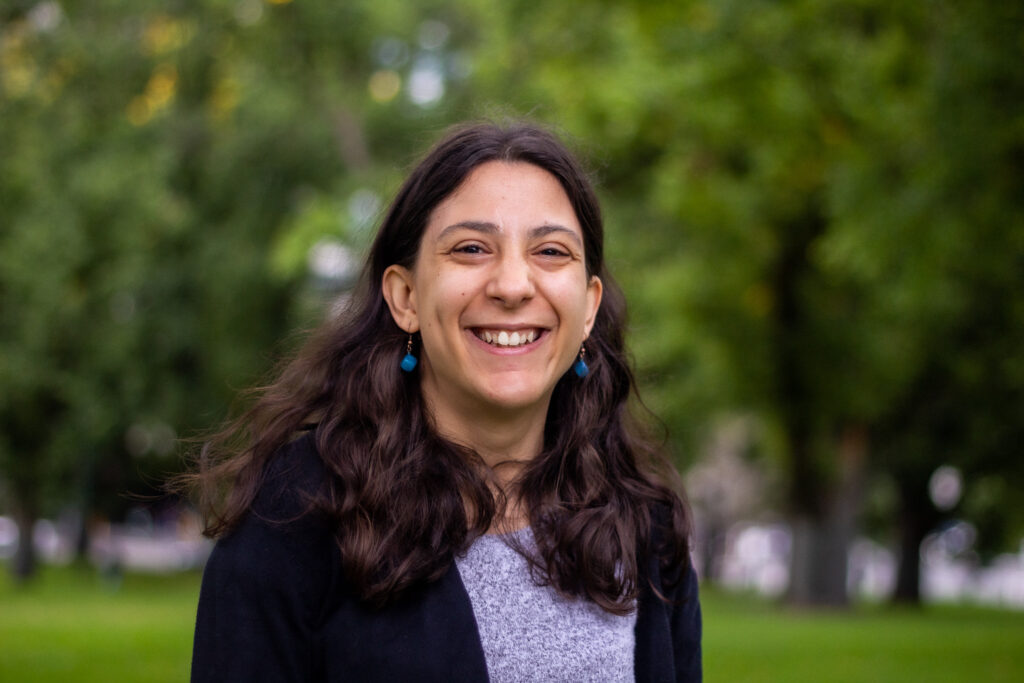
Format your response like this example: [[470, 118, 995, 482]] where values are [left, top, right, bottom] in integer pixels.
[[181, 122, 701, 682], [382, 161, 603, 478]]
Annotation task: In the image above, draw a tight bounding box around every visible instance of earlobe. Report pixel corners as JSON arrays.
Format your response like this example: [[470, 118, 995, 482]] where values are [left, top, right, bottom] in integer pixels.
[[583, 275, 603, 337], [382, 265, 419, 333]]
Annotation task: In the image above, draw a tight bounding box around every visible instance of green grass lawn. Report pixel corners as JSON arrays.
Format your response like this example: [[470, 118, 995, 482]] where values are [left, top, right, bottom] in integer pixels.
[[0, 565, 199, 683], [703, 588, 1024, 682], [2, 566, 1023, 681]]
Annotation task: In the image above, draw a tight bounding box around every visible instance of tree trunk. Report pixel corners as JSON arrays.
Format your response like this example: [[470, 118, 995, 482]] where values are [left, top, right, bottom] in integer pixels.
[[771, 199, 856, 605], [788, 516, 846, 605], [11, 506, 38, 582], [699, 515, 728, 583], [787, 425, 866, 607], [891, 480, 937, 604]]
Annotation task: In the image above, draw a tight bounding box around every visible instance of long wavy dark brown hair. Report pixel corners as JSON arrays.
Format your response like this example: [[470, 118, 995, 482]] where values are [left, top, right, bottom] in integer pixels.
[[182, 121, 691, 614]]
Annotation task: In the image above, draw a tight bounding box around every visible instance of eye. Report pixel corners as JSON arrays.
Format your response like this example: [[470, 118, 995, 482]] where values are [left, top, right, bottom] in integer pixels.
[[537, 245, 571, 258], [445, 235, 495, 260]]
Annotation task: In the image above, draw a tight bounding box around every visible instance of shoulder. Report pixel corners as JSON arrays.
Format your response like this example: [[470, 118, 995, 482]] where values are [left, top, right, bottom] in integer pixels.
[[251, 430, 328, 522], [635, 502, 702, 682], [645, 499, 690, 572], [206, 431, 336, 598], [197, 430, 338, 620], [193, 431, 341, 680]]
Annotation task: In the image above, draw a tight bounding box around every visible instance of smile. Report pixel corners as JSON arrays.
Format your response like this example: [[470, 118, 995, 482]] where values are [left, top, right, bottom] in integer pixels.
[[473, 328, 542, 348]]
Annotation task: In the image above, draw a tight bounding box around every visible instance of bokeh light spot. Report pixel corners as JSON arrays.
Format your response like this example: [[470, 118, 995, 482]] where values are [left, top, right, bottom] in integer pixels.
[[369, 69, 401, 103]]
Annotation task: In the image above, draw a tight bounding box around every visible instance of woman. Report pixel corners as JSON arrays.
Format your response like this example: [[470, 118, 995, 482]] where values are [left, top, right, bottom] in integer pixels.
[[188, 122, 701, 681]]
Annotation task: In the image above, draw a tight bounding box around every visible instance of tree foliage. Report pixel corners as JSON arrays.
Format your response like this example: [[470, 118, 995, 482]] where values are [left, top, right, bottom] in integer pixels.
[[1, 0, 1021, 604]]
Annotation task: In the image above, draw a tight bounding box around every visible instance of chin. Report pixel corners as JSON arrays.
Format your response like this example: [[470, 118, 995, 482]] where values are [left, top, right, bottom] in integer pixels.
[[478, 384, 552, 413]]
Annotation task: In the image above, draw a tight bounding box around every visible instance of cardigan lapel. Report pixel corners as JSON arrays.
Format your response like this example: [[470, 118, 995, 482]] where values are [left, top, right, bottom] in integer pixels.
[[320, 561, 490, 681]]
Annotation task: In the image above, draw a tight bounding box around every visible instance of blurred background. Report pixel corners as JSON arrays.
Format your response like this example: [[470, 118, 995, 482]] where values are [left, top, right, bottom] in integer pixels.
[[1, 0, 1023, 650]]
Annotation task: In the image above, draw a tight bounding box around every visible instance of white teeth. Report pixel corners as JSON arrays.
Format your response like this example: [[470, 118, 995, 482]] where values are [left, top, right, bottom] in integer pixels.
[[478, 329, 540, 347]]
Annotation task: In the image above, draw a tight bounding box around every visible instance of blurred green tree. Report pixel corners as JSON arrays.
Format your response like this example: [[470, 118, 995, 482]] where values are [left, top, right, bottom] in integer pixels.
[[868, 0, 1024, 602], [463, 0, 1024, 605], [0, 0, 473, 579], [2, 0, 1020, 607]]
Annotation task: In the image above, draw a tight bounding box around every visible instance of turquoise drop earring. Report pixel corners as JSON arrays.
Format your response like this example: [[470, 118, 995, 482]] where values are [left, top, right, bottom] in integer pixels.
[[573, 344, 589, 378], [400, 334, 418, 372]]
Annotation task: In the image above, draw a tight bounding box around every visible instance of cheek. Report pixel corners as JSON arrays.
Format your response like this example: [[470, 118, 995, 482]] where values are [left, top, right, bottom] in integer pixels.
[[551, 279, 593, 322], [416, 278, 469, 328], [431, 272, 478, 310]]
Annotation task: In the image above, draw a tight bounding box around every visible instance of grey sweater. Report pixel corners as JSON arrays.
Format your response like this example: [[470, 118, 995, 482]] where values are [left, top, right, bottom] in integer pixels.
[[456, 529, 636, 681]]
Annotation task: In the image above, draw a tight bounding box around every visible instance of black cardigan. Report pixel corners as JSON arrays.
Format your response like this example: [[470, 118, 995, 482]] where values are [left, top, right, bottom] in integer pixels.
[[191, 434, 702, 681]]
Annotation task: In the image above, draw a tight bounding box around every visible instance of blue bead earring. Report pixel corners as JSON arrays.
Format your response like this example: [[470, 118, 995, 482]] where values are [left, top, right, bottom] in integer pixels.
[[400, 334, 418, 372], [573, 343, 589, 378]]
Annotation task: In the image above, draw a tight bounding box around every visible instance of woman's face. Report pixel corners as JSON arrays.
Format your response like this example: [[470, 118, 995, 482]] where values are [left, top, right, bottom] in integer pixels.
[[384, 161, 602, 426]]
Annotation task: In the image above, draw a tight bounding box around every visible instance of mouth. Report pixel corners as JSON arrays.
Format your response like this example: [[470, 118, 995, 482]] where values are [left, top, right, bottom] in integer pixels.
[[472, 328, 543, 348]]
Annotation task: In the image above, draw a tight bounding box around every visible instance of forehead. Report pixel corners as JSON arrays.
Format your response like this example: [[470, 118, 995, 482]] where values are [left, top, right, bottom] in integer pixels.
[[426, 161, 580, 234]]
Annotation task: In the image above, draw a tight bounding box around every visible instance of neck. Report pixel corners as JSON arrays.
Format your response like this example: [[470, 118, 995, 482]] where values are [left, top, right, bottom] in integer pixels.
[[421, 393, 548, 490], [437, 406, 545, 487]]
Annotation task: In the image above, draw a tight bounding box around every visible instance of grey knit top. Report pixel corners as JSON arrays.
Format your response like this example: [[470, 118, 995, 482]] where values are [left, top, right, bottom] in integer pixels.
[[454, 528, 636, 682]]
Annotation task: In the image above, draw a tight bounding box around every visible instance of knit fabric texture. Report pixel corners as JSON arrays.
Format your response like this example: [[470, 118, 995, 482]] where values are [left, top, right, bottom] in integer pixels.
[[454, 528, 636, 682]]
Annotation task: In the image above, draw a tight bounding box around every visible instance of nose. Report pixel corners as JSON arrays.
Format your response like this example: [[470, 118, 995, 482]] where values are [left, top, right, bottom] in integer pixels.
[[485, 252, 535, 307]]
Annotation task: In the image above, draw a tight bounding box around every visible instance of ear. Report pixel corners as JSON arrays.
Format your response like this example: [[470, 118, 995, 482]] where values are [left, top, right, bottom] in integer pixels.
[[382, 265, 420, 333], [583, 275, 603, 338]]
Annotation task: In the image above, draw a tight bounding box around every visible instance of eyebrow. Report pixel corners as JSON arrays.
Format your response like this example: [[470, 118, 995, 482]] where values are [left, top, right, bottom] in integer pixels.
[[437, 221, 583, 249]]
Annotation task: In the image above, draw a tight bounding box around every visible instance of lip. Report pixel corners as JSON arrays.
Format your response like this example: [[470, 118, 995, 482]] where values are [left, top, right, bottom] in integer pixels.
[[466, 326, 548, 354]]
